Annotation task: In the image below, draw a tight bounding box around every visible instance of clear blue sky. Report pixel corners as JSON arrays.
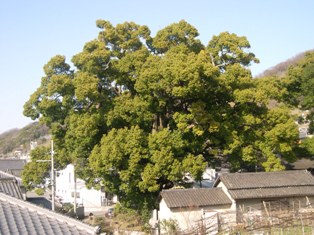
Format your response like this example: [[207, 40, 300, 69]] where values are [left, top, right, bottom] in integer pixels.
[[0, 0, 313, 134]]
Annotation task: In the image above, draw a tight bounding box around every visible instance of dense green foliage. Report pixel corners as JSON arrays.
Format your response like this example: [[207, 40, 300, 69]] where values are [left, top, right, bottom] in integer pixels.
[[21, 146, 51, 190], [255, 50, 314, 159], [297, 138, 314, 158], [283, 51, 314, 110], [23, 20, 302, 210]]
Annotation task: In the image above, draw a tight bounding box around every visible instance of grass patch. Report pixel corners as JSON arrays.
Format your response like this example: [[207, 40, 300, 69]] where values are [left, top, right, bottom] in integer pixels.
[[34, 187, 45, 195], [84, 204, 151, 233]]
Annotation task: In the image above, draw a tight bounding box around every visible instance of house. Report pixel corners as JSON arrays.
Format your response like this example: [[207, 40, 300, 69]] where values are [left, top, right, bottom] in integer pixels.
[[0, 171, 96, 234], [294, 110, 313, 139], [0, 175, 24, 200], [158, 170, 314, 233], [182, 168, 227, 189], [0, 170, 25, 200], [214, 170, 314, 222], [55, 164, 116, 212], [0, 192, 97, 235], [159, 188, 232, 233], [0, 169, 53, 209]]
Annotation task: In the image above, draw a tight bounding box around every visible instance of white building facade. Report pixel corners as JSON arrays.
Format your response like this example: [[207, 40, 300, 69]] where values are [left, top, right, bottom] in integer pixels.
[[55, 164, 116, 211]]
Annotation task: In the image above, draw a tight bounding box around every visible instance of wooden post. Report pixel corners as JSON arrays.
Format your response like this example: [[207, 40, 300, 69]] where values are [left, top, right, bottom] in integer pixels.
[[263, 201, 269, 217], [74, 168, 77, 214], [300, 214, 305, 235], [51, 140, 55, 211]]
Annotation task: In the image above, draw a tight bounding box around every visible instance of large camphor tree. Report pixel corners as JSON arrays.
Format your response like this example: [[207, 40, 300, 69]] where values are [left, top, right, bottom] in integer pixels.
[[23, 20, 298, 210]]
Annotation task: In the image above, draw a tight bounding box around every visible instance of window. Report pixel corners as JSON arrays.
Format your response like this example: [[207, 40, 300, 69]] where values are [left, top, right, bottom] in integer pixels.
[[71, 192, 80, 198]]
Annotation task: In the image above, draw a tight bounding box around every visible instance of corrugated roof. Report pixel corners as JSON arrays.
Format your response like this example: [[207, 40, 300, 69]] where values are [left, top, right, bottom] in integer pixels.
[[219, 170, 314, 189], [228, 186, 314, 199], [0, 193, 96, 235], [161, 188, 232, 209], [0, 178, 23, 200], [217, 170, 314, 200]]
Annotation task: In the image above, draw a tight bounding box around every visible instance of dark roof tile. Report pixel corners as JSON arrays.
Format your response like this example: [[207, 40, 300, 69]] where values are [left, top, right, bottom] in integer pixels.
[[161, 188, 231, 209], [0, 178, 23, 199], [217, 170, 314, 200], [219, 170, 314, 189], [229, 186, 314, 199], [0, 193, 95, 235]]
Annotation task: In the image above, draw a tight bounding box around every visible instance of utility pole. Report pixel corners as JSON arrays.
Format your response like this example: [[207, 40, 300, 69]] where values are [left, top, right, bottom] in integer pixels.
[[73, 164, 77, 214], [51, 140, 55, 211], [36, 140, 55, 211]]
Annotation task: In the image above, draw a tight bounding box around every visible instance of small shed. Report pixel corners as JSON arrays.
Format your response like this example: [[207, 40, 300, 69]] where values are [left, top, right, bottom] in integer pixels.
[[214, 170, 314, 222], [159, 188, 232, 231]]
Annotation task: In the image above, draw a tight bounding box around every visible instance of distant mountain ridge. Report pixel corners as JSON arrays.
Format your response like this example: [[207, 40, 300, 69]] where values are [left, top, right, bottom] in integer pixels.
[[256, 49, 314, 78], [0, 122, 50, 158]]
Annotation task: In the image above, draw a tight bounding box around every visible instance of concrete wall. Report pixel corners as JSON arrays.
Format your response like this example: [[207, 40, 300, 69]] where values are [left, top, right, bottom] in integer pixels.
[[159, 198, 204, 231], [80, 187, 103, 208], [159, 198, 232, 232], [216, 181, 237, 210]]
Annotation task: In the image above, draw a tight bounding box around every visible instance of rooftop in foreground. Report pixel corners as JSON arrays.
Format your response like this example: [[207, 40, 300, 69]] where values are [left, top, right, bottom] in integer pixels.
[[0, 192, 97, 235]]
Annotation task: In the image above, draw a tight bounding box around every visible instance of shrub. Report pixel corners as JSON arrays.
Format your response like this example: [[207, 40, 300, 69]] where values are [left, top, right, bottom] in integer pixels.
[[34, 187, 45, 196]]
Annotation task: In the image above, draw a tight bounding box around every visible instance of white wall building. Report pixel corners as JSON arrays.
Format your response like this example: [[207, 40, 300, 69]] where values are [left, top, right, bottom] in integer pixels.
[[55, 164, 116, 211], [158, 188, 232, 233]]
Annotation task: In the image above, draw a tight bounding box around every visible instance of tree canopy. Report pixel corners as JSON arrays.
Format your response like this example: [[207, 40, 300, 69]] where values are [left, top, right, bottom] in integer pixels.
[[23, 20, 299, 210], [21, 146, 51, 190]]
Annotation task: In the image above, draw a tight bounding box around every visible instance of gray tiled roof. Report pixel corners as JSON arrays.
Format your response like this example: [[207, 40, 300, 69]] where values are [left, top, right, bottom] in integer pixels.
[[0, 178, 23, 200], [228, 186, 314, 199], [0, 159, 26, 177], [0, 193, 96, 235], [0, 170, 23, 186], [219, 170, 314, 189], [161, 188, 232, 209], [217, 170, 314, 200], [4, 169, 24, 178], [0, 159, 26, 170]]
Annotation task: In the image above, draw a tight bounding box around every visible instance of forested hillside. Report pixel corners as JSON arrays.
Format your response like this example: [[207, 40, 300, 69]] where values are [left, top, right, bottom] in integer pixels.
[[0, 122, 49, 157], [256, 49, 314, 78], [254, 49, 314, 135], [254, 49, 314, 164], [18, 19, 314, 214]]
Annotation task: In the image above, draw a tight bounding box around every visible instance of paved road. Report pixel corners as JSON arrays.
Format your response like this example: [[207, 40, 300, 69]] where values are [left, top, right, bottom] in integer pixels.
[[26, 189, 113, 218], [26, 190, 52, 209]]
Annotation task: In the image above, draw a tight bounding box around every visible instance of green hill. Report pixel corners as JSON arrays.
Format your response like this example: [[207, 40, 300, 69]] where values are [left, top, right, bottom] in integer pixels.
[[0, 122, 50, 158], [256, 49, 314, 78]]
